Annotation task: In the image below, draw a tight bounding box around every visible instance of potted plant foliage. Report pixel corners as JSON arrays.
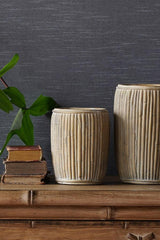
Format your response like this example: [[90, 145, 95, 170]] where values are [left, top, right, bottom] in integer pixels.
[[0, 54, 59, 156]]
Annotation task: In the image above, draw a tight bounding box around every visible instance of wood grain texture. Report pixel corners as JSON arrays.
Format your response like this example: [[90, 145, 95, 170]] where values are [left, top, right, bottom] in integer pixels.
[[1, 179, 160, 208], [1, 181, 160, 238], [112, 207, 160, 220], [0, 221, 159, 240], [0, 190, 29, 206], [51, 108, 109, 184], [33, 189, 160, 207], [1, 206, 160, 220], [0, 206, 108, 220], [114, 84, 160, 183]]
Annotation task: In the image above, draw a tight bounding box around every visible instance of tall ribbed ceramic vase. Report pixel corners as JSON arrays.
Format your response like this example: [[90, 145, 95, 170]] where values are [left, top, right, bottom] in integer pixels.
[[114, 84, 160, 184], [51, 108, 109, 184]]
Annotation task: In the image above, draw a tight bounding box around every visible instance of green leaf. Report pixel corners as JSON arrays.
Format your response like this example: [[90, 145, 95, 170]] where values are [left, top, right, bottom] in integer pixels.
[[0, 109, 34, 156], [3, 87, 26, 108], [0, 54, 19, 77], [29, 94, 59, 116], [17, 110, 34, 145], [0, 131, 15, 156], [10, 108, 23, 130], [0, 109, 23, 155], [0, 89, 13, 113], [9, 109, 33, 145]]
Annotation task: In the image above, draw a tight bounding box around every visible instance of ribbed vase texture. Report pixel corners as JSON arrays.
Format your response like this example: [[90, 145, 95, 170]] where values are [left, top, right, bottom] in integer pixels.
[[51, 108, 109, 184], [114, 85, 160, 184]]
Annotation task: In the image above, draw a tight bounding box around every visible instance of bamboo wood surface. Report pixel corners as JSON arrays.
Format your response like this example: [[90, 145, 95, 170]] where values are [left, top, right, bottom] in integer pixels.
[[0, 178, 160, 238], [0, 177, 160, 208], [0, 177, 159, 220], [0, 221, 159, 240], [0, 206, 160, 220], [0, 206, 108, 220]]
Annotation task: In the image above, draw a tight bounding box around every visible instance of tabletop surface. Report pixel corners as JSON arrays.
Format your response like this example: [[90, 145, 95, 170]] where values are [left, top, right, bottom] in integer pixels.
[[0, 176, 160, 191]]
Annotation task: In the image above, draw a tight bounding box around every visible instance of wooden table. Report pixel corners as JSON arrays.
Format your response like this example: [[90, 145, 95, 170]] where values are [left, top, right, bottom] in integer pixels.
[[0, 178, 160, 239]]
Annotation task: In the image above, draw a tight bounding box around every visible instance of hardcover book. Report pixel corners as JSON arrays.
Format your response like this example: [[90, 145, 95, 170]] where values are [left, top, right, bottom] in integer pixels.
[[4, 160, 47, 175], [1, 174, 46, 184], [6, 145, 42, 161]]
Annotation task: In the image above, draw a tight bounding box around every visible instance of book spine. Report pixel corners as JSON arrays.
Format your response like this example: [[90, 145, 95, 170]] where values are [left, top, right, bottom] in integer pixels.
[[2, 175, 46, 185]]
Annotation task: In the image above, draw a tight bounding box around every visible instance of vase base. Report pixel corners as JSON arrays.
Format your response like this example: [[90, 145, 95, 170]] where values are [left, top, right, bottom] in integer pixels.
[[121, 178, 160, 184], [56, 179, 103, 185]]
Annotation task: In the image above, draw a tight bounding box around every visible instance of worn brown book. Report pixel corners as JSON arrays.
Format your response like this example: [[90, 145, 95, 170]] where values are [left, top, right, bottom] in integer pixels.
[[6, 145, 42, 161], [1, 174, 47, 184], [4, 159, 47, 175]]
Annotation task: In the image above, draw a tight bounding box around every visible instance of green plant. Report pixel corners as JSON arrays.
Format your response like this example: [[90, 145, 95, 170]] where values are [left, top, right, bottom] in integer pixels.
[[0, 54, 59, 155]]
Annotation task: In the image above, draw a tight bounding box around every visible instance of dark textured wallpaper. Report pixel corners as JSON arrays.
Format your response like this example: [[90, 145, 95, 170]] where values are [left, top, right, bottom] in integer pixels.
[[0, 0, 160, 175]]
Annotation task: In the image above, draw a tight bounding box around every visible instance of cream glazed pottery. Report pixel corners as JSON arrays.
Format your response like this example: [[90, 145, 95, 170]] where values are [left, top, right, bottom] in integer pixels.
[[51, 108, 109, 184]]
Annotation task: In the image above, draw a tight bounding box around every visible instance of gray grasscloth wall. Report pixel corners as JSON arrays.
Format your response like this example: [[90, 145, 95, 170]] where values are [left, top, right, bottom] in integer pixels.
[[0, 0, 160, 175]]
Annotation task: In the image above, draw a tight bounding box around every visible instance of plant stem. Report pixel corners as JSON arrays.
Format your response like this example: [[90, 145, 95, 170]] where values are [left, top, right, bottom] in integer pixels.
[[0, 77, 8, 88]]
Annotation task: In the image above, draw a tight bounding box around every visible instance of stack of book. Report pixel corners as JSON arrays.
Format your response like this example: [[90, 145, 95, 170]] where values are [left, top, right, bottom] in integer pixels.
[[1, 145, 48, 184]]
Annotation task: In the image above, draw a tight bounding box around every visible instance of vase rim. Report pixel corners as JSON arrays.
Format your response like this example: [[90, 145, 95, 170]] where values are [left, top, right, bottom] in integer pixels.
[[117, 84, 160, 90], [53, 107, 108, 113]]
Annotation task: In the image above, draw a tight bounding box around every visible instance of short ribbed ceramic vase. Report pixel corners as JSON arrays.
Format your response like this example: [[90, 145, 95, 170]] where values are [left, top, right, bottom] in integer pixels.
[[114, 84, 160, 184], [51, 108, 109, 184]]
